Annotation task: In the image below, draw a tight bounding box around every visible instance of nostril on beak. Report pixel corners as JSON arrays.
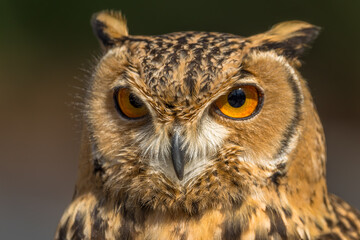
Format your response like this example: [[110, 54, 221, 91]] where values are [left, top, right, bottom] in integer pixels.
[[171, 132, 185, 180]]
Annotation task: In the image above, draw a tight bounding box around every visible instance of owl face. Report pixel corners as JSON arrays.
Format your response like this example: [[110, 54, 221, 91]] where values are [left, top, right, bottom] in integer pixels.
[[87, 11, 320, 213]]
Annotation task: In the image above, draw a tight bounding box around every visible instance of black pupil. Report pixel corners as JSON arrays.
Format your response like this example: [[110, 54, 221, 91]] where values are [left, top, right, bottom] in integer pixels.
[[228, 88, 246, 108], [129, 93, 143, 108]]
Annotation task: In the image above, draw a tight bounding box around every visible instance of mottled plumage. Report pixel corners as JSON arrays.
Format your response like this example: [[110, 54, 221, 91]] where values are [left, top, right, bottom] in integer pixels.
[[55, 10, 360, 240]]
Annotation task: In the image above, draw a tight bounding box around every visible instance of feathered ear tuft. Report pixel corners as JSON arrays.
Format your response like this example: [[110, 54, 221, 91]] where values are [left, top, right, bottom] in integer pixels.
[[91, 10, 128, 49], [248, 21, 320, 59]]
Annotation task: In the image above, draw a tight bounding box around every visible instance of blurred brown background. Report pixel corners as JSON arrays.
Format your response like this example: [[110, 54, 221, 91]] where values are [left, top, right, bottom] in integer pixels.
[[0, 0, 359, 239]]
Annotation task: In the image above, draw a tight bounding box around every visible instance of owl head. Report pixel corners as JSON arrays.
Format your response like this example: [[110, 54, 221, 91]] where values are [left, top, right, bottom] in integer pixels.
[[79, 11, 323, 214]]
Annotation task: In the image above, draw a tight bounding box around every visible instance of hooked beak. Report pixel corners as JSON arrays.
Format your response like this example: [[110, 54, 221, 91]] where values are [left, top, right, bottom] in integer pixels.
[[171, 132, 186, 180]]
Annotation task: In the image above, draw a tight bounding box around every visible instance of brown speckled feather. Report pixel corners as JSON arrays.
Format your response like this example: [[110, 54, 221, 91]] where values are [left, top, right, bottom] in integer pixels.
[[55, 11, 360, 240]]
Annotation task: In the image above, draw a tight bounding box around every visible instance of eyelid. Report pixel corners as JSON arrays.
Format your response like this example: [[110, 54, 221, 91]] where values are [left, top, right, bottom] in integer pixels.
[[233, 76, 259, 87], [230, 82, 264, 96], [111, 76, 131, 89], [112, 82, 131, 92]]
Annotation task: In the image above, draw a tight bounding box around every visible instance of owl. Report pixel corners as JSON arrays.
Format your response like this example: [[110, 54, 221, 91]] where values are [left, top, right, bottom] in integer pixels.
[[55, 10, 360, 240]]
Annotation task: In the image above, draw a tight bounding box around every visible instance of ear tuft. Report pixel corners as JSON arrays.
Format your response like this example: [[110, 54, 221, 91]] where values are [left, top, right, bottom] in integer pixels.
[[91, 10, 128, 49], [249, 21, 320, 59]]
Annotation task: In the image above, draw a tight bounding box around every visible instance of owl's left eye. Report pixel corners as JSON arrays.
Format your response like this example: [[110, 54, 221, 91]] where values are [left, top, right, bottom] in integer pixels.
[[114, 88, 148, 119], [214, 85, 262, 120]]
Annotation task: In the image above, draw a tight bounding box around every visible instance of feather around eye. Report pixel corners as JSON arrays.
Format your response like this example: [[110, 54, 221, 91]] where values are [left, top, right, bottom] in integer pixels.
[[214, 85, 261, 119], [114, 88, 148, 119]]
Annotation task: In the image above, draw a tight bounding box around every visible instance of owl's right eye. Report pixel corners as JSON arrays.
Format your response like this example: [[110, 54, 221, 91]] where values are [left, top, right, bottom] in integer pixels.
[[114, 88, 148, 119]]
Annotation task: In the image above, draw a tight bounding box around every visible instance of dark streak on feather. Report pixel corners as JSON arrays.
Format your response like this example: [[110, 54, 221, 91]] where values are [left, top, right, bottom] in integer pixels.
[[91, 200, 107, 240], [266, 206, 288, 239], [275, 73, 302, 158], [71, 211, 85, 240], [57, 217, 69, 240]]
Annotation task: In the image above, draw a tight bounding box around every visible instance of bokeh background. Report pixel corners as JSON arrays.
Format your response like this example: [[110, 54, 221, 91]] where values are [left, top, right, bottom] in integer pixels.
[[0, 0, 359, 239]]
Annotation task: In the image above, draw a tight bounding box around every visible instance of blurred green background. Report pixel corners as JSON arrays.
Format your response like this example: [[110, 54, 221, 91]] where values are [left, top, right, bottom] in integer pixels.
[[0, 0, 359, 239]]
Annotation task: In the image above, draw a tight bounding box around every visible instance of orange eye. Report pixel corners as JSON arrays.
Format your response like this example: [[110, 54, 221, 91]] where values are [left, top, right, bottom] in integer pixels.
[[114, 88, 148, 119], [214, 85, 261, 119]]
